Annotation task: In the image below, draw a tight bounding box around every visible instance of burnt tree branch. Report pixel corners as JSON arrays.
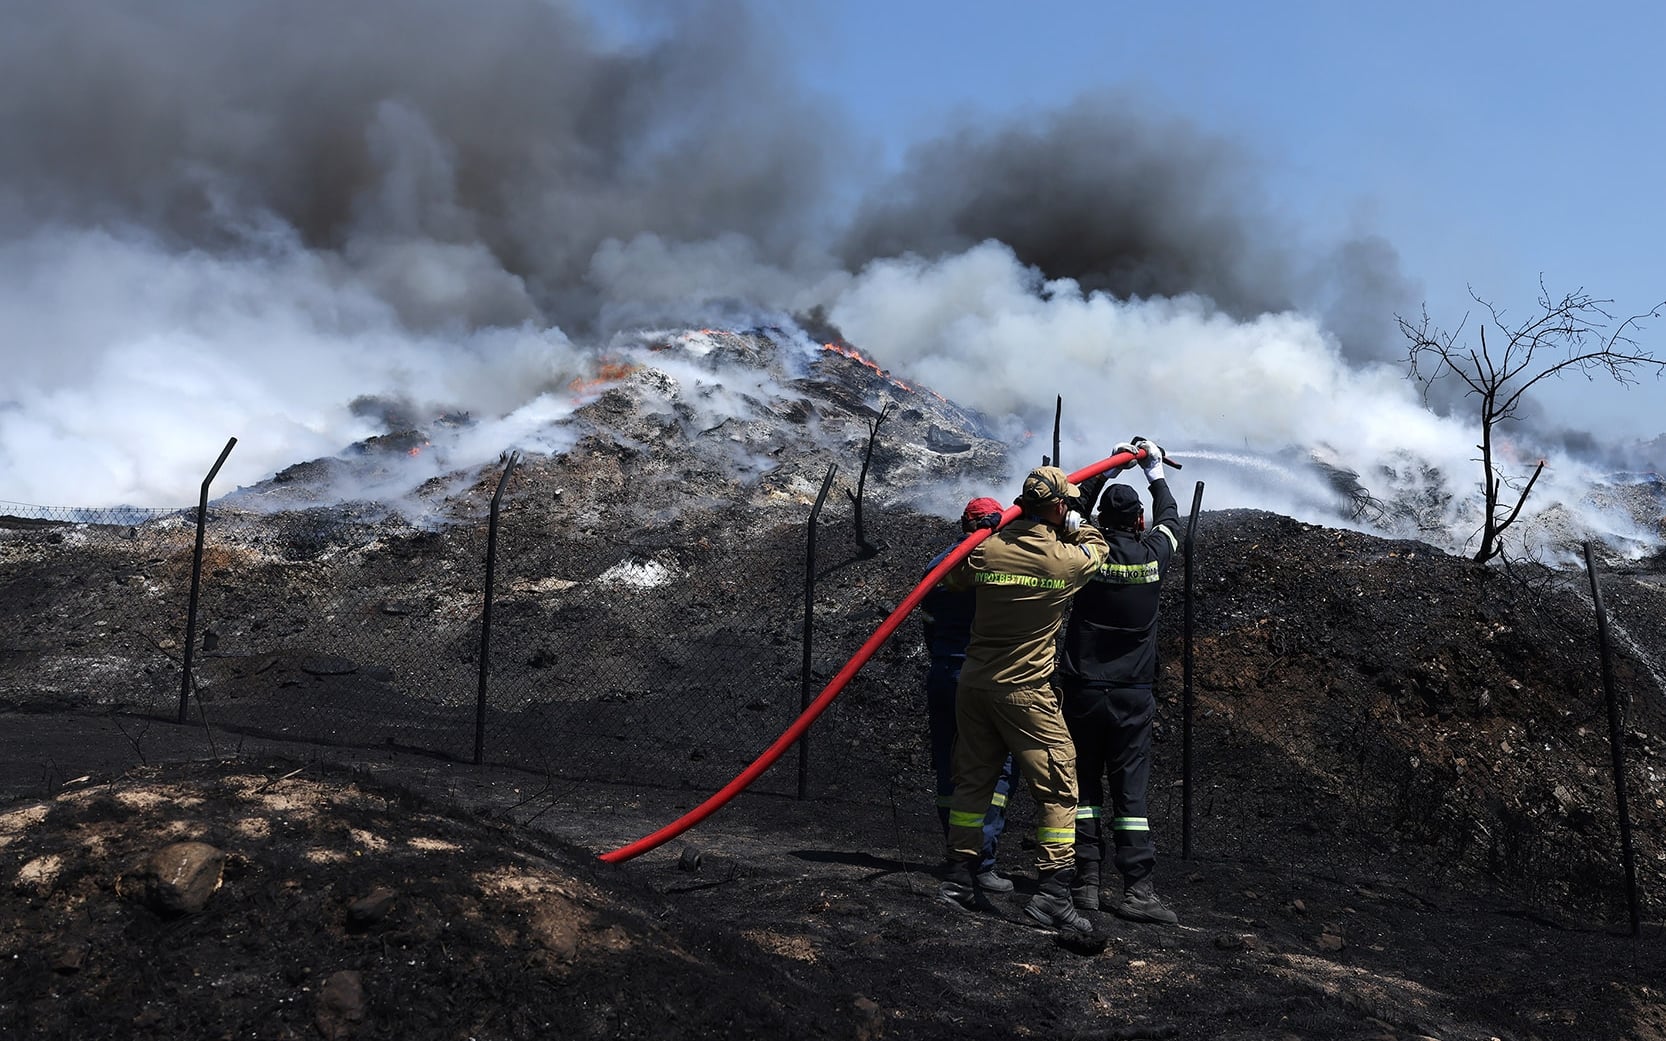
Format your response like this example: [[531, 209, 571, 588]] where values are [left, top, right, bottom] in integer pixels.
[[1399, 281, 1666, 563], [845, 403, 894, 557]]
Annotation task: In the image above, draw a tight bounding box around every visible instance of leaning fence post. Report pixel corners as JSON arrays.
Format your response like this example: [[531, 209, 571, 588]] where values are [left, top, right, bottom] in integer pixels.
[[475, 452, 520, 766], [179, 436, 237, 725], [1051, 395, 1062, 471], [800, 464, 838, 799], [1181, 480, 1204, 859], [846, 405, 892, 557], [1582, 541, 1640, 936]]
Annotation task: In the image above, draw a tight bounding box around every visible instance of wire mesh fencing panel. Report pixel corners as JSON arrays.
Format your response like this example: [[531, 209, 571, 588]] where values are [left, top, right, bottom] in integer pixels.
[[176, 505, 487, 760], [476, 501, 950, 808], [480, 537, 809, 796], [0, 504, 198, 716], [3, 491, 972, 828], [9, 490, 1661, 925]]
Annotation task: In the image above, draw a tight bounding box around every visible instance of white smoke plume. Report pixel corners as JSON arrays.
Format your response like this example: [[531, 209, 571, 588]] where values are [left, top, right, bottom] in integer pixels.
[[0, 1, 1658, 561], [813, 243, 1664, 560]]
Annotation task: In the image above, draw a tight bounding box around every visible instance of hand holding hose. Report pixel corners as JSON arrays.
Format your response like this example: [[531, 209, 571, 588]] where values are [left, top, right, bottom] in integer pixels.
[[1125, 435, 1181, 478], [1132, 436, 1166, 481], [1110, 441, 1140, 476]]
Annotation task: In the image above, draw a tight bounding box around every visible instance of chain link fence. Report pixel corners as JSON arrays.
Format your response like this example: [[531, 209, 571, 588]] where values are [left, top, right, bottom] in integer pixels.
[[0, 484, 930, 807], [1, 503, 200, 715], [4, 486, 1661, 925]]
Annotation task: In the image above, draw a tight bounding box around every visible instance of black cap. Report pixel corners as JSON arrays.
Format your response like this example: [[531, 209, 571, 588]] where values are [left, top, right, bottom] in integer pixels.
[[1098, 484, 1143, 525]]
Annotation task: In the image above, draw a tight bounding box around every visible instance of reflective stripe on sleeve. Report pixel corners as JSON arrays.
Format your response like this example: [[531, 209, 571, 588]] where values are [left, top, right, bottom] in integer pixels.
[[1096, 560, 1161, 584], [1157, 525, 1179, 553]]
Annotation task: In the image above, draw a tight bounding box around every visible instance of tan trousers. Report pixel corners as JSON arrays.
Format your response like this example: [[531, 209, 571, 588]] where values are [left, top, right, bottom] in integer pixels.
[[946, 681, 1079, 872]]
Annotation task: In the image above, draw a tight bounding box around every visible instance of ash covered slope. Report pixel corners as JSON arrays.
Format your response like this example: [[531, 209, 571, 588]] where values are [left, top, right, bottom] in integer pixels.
[[1174, 509, 1666, 922], [0, 329, 1018, 790], [4, 331, 1666, 1039], [223, 326, 1014, 528]]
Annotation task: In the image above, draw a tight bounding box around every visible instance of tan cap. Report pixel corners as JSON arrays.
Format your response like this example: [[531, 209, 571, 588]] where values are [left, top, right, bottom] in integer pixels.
[[1018, 465, 1081, 505]]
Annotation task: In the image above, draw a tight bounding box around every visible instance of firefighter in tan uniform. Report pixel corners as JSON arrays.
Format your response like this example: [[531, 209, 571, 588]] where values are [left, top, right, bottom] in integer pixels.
[[938, 465, 1109, 934]]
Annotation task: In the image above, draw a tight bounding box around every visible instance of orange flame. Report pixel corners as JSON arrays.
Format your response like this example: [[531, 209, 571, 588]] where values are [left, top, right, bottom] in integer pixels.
[[821, 342, 915, 393], [569, 360, 642, 397]]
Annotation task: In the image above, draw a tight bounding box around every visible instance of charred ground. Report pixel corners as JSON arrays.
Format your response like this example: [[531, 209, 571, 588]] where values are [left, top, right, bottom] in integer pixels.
[[3, 333, 1666, 1039], [4, 504, 1665, 1040]]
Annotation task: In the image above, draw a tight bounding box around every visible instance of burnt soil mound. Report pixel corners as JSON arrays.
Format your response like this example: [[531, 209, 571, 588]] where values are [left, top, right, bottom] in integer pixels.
[[3, 504, 1666, 1040]]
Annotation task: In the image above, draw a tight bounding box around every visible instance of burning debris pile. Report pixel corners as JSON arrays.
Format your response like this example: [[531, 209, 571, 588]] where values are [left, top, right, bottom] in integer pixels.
[[219, 326, 1012, 528]]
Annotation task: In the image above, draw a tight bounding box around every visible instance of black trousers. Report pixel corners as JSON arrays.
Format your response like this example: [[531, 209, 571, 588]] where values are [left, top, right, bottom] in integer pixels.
[[1061, 679, 1156, 886]]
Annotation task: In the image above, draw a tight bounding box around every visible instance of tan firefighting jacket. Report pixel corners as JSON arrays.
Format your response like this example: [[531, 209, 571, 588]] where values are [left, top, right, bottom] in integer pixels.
[[948, 515, 1108, 691]]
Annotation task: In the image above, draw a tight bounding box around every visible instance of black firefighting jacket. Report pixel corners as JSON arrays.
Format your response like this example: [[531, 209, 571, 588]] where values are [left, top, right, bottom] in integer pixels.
[[1058, 478, 1180, 688]]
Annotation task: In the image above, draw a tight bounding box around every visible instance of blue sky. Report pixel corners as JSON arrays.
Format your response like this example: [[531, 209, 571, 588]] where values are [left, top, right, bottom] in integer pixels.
[[761, 0, 1666, 441]]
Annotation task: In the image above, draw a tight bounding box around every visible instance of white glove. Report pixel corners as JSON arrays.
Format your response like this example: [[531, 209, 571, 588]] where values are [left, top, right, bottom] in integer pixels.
[[1132, 437, 1166, 482], [1109, 441, 1139, 476], [1062, 510, 1084, 533]]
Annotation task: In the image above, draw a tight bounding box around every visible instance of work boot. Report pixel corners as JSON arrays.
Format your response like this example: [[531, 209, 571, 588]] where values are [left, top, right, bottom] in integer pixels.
[[1116, 877, 1179, 925], [1023, 868, 1093, 935], [938, 858, 991, 912], [975, 868, 1014, 893], [1069, 862, 1101, 911]]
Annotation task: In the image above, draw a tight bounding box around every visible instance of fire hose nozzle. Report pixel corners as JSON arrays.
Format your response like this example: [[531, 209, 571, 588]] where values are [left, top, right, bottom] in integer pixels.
[[1127, 436, 1181, 471], [1132, 446, 1181, 471]]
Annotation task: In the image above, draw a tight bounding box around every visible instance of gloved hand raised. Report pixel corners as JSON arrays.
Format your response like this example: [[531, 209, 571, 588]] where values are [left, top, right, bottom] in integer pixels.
[[977, 511, 1002, 531], [1061, 509, 1085, 534], [1131, 436, 1166, 482], [1109, 441, 1140, 476]]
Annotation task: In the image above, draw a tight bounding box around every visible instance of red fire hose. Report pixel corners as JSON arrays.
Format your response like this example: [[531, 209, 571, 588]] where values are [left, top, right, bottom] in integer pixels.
[[598, 446, 1164, 863]]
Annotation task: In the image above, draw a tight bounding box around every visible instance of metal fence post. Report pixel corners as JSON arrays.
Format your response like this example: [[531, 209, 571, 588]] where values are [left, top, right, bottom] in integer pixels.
[[179, 436, 237, 724], [799, 464, 837, 799], [846, 406, 891, 557], [475, 452, 520, 765], [1181, 480, 1204, 859], [1051, 395, 1062, 470], [1582, 541, 1640, 936]]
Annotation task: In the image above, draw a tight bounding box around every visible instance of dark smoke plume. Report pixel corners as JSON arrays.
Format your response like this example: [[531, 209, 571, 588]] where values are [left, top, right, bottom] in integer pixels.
[[838, 95, 1417, 363], [0, 0, 848, 331], [0, 4, 1417, 343], [838, 96, 1294, 318]]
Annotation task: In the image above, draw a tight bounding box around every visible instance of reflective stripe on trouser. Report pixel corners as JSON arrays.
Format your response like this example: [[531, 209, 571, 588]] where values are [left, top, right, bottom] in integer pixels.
[[928, 657, 1015, 872], [947, 680, 1078, 872], [1062, 680, 1157, 885]]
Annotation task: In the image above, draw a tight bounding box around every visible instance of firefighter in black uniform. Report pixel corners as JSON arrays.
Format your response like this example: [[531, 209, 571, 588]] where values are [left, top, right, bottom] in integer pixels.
[[1059, 436, 1182, 925]]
